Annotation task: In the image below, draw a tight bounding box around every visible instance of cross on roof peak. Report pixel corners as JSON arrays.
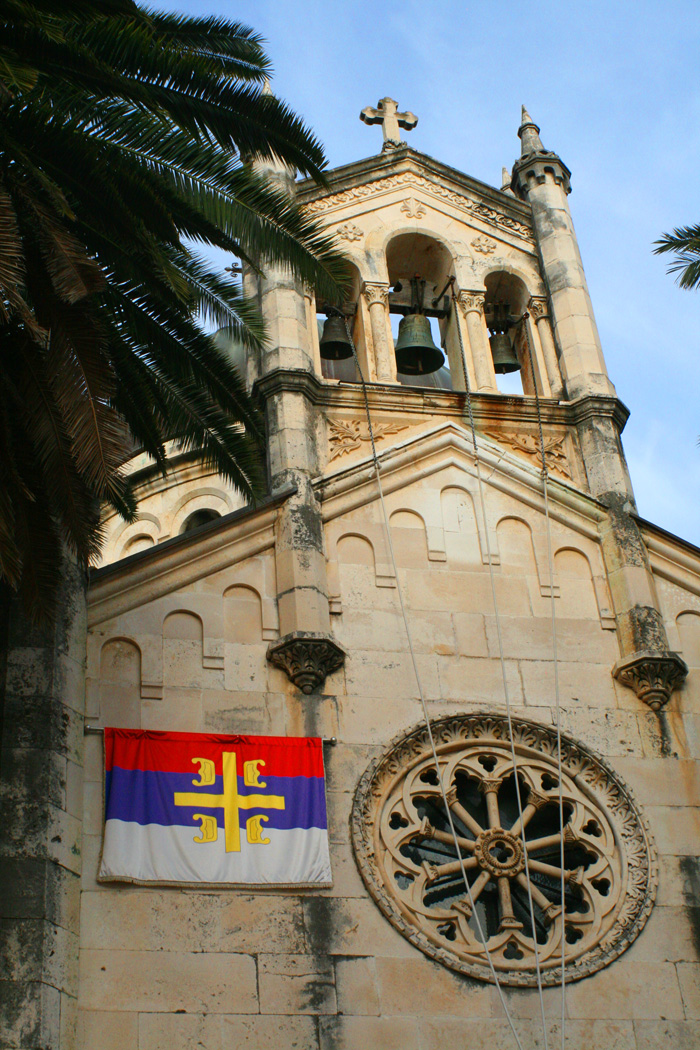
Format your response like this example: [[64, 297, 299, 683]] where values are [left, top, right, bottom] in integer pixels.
[[360, 97, 417, 151]]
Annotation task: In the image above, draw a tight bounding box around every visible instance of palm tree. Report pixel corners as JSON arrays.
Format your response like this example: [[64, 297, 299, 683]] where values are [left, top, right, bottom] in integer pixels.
[[0, 0, 348, 619], [654, 225, 700, 290]]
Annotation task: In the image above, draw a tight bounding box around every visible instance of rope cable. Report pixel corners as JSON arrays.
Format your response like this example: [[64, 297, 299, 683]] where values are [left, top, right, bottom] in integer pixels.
[[521, 314, 567, 1048], [341, 314, 527, 1050], [451, 293, 551, 1050]]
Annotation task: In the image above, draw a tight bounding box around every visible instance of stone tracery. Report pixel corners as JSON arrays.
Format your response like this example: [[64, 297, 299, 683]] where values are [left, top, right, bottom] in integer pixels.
[[352, 713, 657, 987]]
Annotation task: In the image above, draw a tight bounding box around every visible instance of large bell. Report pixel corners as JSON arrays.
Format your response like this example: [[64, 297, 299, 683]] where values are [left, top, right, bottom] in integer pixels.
[[319, 314, 353, 360], [394, 313, 444, 375], [489, 332, 521, 374]]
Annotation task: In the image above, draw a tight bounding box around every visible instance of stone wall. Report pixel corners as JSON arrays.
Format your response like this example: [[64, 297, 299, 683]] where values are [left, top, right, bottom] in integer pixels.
[[76, 460, 700, 1050]]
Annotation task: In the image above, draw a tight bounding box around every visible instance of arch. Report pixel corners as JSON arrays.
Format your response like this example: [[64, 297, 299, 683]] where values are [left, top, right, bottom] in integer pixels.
[[316, 259, 365, 383], [170, 490, 234, 538], [440, 486, 481, 567], [496, 516, 538, 572], [163, 610, 203, 640], [180, 508, 222, 534], [677, 611, 700, 667], [224, 584, 264, 644], [100, 637, 141, 685], [336, 532, 376, 567], [389, 508, 429, 565], [122, 533, 156, 556], [162, 611, 206, 687], [554, 547, 600, 620]]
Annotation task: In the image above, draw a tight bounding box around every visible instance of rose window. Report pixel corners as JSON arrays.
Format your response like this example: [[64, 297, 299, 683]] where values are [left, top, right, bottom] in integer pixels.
[[352, 714, 656, 986]]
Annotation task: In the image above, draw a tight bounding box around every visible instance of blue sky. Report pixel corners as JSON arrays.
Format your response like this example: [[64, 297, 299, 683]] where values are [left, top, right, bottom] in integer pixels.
[[153, 0, 700, 544]]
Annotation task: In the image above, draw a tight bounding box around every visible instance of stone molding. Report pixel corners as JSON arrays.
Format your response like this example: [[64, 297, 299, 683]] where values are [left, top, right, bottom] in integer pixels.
[[612, 650, 688, 710], [267, 631, 345, 694], [362, 282, 390, 308], [305, 171, 534, 241], [351, 712, 657, 987]]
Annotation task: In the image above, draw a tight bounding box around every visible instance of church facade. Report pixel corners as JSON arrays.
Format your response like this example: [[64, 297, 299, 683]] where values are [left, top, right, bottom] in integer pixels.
[[68, 105, 700, 1048]]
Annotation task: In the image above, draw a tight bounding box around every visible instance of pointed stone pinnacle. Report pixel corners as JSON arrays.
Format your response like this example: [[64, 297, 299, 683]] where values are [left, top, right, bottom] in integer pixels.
[[262, 77, 273, 97], [501, 166, 510, 189], [518, 104, 544, 155]]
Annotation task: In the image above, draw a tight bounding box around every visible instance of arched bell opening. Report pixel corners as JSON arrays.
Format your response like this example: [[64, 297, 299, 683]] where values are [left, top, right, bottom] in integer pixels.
[[313, 262, 366, 383], [385, 232, 454, 388], [483, 272, 536, 396]]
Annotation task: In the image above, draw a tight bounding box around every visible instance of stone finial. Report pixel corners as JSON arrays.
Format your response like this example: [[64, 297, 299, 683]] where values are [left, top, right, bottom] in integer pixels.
[[360, 97, 418, 151], [262, 77, 273, 97], [613, 650, 688, 711], [518, 104, 545, 156], [267, 632, 345, 694], [501, 166, 515, 196]]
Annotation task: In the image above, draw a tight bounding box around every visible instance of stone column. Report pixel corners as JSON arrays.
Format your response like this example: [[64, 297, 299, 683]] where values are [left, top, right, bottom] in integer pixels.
[[529, 296, 564, 399], [252, 159, 344, 694], [457, 291, 497, 393], [362, 282, 395, 382], [0, 553, 87, 1050]]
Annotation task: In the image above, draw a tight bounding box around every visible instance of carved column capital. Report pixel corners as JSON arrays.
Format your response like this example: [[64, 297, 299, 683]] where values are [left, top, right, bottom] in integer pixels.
[[267, 631, 345, 694], [456, 290, 485, 315], [528, 296, 550, 321], [612, 650, 688, 711], [362, 282, 390, 308]]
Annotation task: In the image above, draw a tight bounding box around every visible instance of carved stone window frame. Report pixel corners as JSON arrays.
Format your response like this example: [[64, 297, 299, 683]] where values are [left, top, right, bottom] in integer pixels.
[[351, 713, 657, 987]]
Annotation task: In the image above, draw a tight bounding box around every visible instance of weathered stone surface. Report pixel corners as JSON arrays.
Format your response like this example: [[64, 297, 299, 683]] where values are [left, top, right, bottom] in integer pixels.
[[78, 950, 257, 1013], [258, 953, 337, 1015]]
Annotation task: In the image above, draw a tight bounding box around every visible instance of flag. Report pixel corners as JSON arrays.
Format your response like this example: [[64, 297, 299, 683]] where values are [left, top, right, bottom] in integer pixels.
[[99, 728, 331, 888]]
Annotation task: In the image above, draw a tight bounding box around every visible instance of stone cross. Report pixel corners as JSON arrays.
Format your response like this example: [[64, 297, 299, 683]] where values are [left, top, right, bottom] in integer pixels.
[[360, 97, 418, 150]]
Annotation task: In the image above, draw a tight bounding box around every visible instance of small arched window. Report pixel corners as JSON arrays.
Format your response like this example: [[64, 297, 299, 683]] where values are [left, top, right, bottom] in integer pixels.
[[180, 509, 222, 535]]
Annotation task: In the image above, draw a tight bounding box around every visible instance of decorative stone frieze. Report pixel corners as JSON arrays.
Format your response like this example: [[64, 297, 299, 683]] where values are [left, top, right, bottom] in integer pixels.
[[471, 235, 497, 254], [304, 172, 533, 241], [612, 650, 688, 710], [327, 418, 409, 461], [352, 713, 657, 987], [400, 197, 426, 219], [267, 631, 345, 694], [335, 221, 364, 242], [485, 430, 572, 480]]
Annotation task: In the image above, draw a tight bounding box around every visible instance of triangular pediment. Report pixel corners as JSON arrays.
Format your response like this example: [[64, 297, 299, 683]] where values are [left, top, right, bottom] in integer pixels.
[[297, 147, 534, 248]]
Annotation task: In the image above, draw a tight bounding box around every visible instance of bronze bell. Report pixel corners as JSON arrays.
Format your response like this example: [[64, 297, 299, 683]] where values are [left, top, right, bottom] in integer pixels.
[[319, 314, 353, 360], [489, 332, 521, 374], [394, 313, 444, 375]]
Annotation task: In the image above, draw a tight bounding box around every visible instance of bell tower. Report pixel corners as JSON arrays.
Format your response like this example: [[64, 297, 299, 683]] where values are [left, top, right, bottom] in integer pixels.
[[246, 99, 687, 710]]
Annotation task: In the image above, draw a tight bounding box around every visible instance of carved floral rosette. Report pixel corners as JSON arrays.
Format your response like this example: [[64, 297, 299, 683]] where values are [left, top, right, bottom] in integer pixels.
[[351, 713, 657, 987]]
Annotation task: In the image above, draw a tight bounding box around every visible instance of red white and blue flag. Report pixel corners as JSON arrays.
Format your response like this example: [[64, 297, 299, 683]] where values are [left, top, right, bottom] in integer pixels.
[[99, 729, 331, 887]]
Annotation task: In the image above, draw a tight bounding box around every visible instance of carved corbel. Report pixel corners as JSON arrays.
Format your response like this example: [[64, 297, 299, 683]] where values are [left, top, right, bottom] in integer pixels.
[[612, 650, 688, 711], [267, 631, 345, 694], [528, 296, 550, 321]]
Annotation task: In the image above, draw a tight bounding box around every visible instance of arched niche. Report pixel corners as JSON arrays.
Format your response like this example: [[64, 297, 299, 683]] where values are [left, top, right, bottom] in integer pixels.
[[385, 232, 454, 391], [677, 611, 700, 667], [441, 486, 481, 567], [336, 533, 376, 567], [162, 610, 205, 687], [554, 547, 599, 620], [122, 533, 156, 556], [99, 638, 142, 726], [389, 508, 429, 565], [224, 584, 264, 644], [180, 508, 222, 535], [100, 638, 141, 685]]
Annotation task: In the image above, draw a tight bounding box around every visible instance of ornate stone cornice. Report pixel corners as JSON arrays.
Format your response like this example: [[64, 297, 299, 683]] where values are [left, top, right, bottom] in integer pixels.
[[612, 650, 688, 711], [304, 171, 534, 241], [267, 631, 345, 694], [362, 282, 390, 308]]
